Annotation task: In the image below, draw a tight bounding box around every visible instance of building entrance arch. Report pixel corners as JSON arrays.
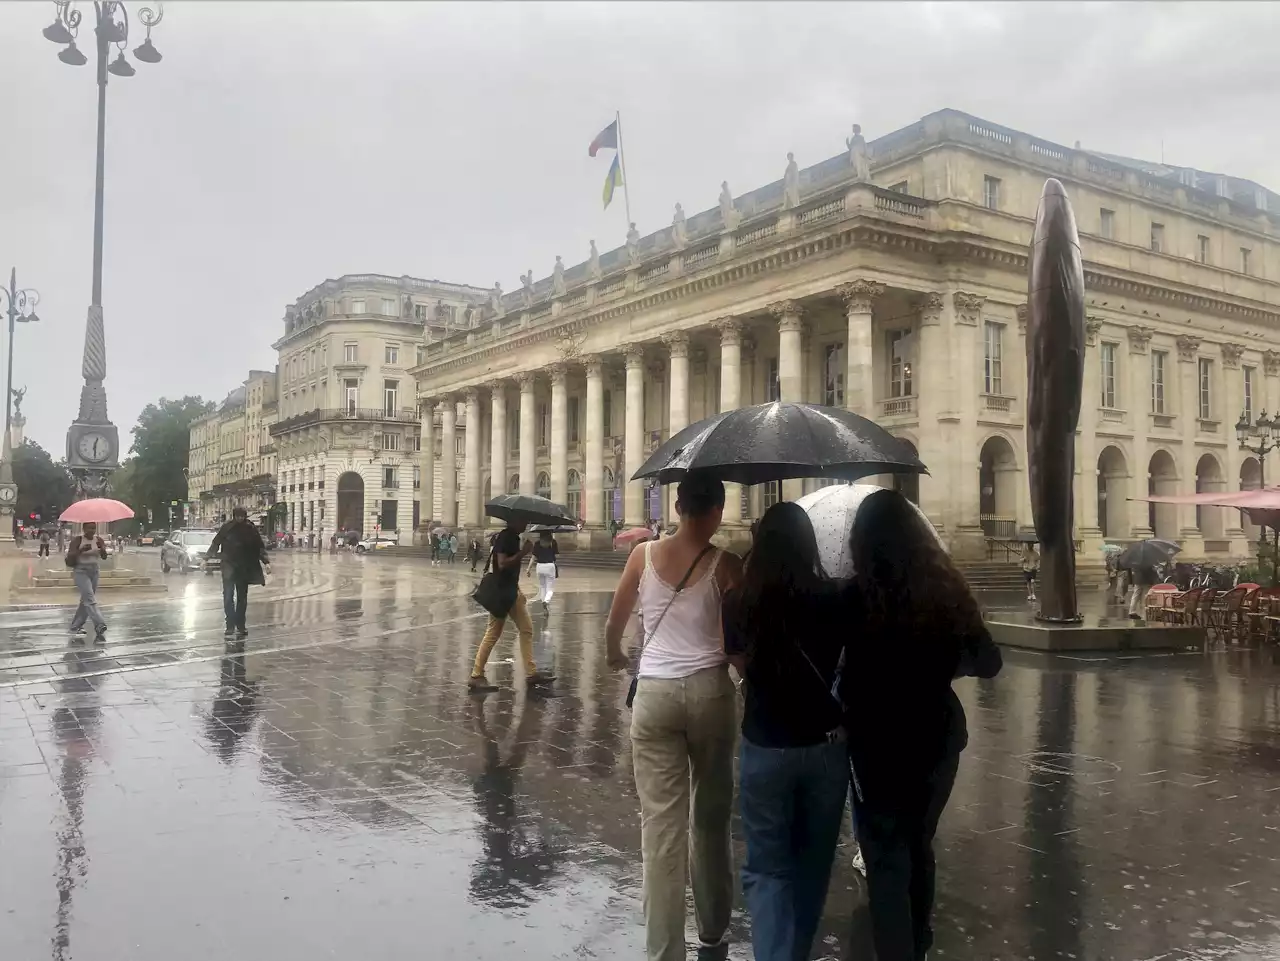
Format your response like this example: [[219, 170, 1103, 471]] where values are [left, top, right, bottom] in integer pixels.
[[336, 471, 365, 535], [978, 435, 1018, 537], [1096, 445, 1128, 538], [1195, 453, 1225, 539], [1147, 450, 1178, 540]]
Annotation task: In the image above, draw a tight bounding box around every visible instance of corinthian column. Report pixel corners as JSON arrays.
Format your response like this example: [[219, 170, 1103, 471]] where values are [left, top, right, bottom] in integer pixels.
[[717, 319, 743, 526], [463, 387, 482, 526], [489, 382, 507, 516], [419, 396, 435, 526], [550, 364, 569, 505], [518, 373, 536, 496], [838, 279, 885, 416], [624, 345, 646, 525], [584, 355, 605, 528], [440, 398, 457, 526], [663, 331, 691, 519]]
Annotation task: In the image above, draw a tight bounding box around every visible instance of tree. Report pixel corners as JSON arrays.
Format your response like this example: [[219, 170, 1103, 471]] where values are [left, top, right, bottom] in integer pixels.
[[13, 440, 75, 525], [128, 396, 214, 528]]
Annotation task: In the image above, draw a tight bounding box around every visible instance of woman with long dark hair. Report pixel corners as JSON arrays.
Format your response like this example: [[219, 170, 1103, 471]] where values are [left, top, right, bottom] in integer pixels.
[[723, 502, 848, 961], [844, 489, 1002, 961]]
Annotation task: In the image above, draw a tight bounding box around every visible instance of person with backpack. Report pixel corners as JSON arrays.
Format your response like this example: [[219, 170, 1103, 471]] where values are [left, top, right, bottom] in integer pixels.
[[66, 522, 108, 641]]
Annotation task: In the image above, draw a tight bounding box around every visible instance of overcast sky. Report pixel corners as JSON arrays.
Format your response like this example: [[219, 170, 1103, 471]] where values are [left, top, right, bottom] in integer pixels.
[[2, 1, 1278, 456]]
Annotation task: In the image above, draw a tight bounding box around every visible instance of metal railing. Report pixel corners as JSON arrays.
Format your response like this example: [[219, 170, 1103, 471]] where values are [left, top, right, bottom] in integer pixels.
[[270, 407, 418, 435]]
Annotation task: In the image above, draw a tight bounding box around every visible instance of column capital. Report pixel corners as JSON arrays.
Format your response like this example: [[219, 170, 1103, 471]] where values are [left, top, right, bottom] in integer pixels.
[[1176, 334, 1201, 363], [463, 386, 480, 404], [1085, 316, 1103, 347], [624, 344, 646, 369], [837, 279, 886, 313], [549, 362, 568, 387], [517, 371, 538, 391], [1221, 343, 1244, 370], [952, 291, 985, 325], [582, 353, 605, 377], [766, 299, 803, 321], [714, 318, 744, 346], [1127, 325, 1153, 354], [484, 378, 509, 393], [918, 291, 945, 326], [1265, 349, 1280, 376], [661, 330, 690, 358]]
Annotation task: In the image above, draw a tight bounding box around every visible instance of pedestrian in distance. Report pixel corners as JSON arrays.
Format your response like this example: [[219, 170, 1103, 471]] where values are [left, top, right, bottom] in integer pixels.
[[1126, 557, 1160, 621], [526, 531, 560, 610], [209, 507, 270, 640], [722, 501, 849, 961], [38, 528, 51, 558], [468, 518, 556, 693], [56, 525, 66, 554], [842, 489, 1002, 961], [448, 532, 458, 564], [430, 530, 441, 566], [604, 472, 743, 961], [1021, 541, 1040, 602], [66, 521, 108, 642], [469, 536, 483, 572]]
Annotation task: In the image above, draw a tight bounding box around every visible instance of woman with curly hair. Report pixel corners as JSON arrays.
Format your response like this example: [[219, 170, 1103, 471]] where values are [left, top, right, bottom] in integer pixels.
[[844, 489, 1002, 961], [723, 501, 849, 961]]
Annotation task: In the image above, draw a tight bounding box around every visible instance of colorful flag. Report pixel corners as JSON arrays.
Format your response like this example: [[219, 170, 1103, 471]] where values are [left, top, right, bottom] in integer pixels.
[[588, 120, 619, 157], [602, 153, 624, 209]]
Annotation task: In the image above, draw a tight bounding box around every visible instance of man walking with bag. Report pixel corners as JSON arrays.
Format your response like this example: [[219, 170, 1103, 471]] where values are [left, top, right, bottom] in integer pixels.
[[468, 518, 555, 693], [209, 508, 270, 640]]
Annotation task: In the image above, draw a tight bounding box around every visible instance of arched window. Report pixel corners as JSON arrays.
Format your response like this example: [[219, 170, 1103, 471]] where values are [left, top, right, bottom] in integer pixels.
[[508, 473, 520, 494], [536, 472, 551, 500], [603, 467, 618, 523], [567, 469, 582, 520]]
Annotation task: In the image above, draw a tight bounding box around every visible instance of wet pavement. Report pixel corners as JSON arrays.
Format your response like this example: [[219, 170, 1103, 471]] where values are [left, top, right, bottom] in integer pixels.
[[3, 551, 1280, 960]]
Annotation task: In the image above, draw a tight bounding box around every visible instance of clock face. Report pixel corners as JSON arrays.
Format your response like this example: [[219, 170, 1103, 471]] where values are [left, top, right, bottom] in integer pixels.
[[77, 432, 111, 463], [0, 486, 16, 504]]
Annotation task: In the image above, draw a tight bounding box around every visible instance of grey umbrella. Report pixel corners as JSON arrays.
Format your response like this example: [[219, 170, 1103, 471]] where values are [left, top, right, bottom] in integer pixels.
[[484, 493, 576, 528], [631, 401, 927, 486], [1116, 538, 1181, 570]]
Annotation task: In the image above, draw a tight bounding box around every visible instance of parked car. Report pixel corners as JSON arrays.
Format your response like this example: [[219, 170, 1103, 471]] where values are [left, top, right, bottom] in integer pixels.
[[139, 530, 169, 547], [356, 535, 399, 554], [161, 529, 220, 574]]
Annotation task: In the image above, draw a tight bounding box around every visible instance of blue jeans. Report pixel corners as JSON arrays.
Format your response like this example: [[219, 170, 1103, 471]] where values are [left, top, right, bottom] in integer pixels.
[[740, 737, 850, 961], [222, 569, 249, 631]]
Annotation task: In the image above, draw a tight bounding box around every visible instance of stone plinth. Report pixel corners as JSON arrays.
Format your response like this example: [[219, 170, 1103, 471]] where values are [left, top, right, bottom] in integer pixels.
[[988, 612, 1204, 652]]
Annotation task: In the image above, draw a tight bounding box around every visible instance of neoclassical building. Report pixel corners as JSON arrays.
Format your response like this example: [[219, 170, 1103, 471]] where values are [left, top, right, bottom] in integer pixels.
[[408, 108, 1280, 559], [187, 369, 278, 528]]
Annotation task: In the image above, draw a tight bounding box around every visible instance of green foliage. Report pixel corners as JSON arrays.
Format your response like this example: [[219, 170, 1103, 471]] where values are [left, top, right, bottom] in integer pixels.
[[13, 440, 74, 524], [1239, 543, 1280, 588], [127, 396, 214, 525]]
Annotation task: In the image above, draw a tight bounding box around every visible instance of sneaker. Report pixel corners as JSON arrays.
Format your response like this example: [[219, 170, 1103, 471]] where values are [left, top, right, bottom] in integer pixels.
[[1129, 613, 1143, 622], [851, 847, 867, 877], [93, 629, 107, 645], [526, 671, 557, 686], [224, 627, 236, 639], [696, 941, 728, 961], [235, 628, 248, 639], [467, 676, 499, 694]]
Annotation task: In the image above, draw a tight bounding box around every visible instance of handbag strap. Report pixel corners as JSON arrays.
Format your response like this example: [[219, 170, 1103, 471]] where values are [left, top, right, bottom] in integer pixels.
[[633, 542, 716, 670]]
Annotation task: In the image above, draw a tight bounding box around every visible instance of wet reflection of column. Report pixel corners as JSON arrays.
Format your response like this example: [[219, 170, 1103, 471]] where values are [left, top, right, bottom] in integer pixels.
[[50, 650, 105, 961], [1025, 672, 1083, 961]]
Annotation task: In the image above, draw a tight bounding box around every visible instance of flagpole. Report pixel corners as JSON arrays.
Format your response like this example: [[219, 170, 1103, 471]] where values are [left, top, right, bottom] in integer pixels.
[[615, 110, 632, 226]]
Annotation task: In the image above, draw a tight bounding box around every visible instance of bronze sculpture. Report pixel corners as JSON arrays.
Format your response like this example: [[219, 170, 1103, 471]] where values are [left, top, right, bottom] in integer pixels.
[[1026, 178, 1085, 622]]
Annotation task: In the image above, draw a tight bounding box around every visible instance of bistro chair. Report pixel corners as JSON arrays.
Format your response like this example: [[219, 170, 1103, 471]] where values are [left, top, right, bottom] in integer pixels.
[[1213, 586, 1252, 643], [1145, 583, 1180, 622], [1193, 588, 1218, 629], [1168, 587, 1203, 627]]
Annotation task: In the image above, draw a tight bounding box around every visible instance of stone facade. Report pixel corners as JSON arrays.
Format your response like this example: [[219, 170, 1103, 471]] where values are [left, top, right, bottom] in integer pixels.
[[407, 108, 1280, 559], [187, 370, 278, 528]]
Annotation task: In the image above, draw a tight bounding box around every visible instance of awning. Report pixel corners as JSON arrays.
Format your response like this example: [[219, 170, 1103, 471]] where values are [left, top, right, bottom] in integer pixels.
[[1133, 487, 1280, 509]]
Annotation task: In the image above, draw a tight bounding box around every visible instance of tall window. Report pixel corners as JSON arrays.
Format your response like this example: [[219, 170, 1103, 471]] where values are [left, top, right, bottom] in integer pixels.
[[1241, 247, 1252, 275], [762, 480, 782, 510], [1197, 235, 1210, 264], [343, 342, 358, 363], [416, 345, 426, 366], [537, 403, 549, 446], [983, 321, 1004, 395], [1099, 208, 1115, 239], [886, 329, 913, 398], [536, 472, 551, 499], [1244, 365, 1256, 422], [1150, 222, 1164, 253], [603, 389, 612, 437], [344, 378, 358, 413], [382, 432, 400, 451], [1100, 342, 1117, 408], [351, 298, 366, 314], [383, 466, 397, 489], [381, 297, 396, 316], [509, 407, 520, 453], [1198, 358, 1213, 420], [567, 469, 582, 519], [412, 466, 421, 490], [823, 343, 845, 406], [983, 175, 1000, 210], [1151, 350, 1167, 413], [414, 303, 427, 320], [383, 379, 398, 415], [568, 396, 580, 444], [384, 344, 399, 365], [767, 358, 780, 402]]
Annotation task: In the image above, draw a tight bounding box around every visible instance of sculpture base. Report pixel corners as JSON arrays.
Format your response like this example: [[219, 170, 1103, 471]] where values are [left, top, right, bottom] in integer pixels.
[[988, 612, 1204, 652]]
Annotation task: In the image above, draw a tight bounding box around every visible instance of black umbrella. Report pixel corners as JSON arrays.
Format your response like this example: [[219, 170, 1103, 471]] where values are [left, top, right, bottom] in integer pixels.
[[1116, 538, 1181, 570], [1015, 530, 1039, 544], [631, 401, 927, 486], [484, 493, 576, 528]]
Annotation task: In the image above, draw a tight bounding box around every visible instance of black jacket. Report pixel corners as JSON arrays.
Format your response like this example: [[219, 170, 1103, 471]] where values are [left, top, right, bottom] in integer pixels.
[[210, 520, 268, 584]]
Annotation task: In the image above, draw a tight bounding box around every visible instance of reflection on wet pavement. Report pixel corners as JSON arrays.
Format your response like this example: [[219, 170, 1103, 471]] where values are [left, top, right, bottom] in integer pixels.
[[3, 552, 1280, 959]]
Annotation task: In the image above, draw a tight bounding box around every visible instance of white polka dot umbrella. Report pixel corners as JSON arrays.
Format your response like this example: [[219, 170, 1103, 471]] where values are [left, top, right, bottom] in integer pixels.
[[796, 484, 943, 579]]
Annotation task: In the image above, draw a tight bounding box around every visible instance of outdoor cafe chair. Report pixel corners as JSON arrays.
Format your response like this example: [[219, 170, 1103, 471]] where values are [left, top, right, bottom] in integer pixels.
[[1193, 589, 1218, 628], [1145, 583, 1179, 622], [1213, 586, 1251, 643], [1168, 587, 1203, 627]]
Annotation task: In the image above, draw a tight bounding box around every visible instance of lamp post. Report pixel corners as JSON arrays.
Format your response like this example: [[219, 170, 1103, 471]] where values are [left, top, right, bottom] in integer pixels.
[[41, 0, 164, 498], [1235, 408, 1279, 581], [0, 270, 40, 542]]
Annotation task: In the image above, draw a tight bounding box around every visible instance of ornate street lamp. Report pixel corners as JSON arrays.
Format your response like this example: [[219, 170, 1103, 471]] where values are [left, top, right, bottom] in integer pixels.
[[41, 0, 164, 499], [1237, 408, 1279, 582], [0, 271, 41, 542]]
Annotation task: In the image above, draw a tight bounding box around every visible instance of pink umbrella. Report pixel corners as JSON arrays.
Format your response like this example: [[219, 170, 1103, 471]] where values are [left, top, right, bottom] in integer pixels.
[[59, 499, 135, 524], [613, 526, 653, 550]]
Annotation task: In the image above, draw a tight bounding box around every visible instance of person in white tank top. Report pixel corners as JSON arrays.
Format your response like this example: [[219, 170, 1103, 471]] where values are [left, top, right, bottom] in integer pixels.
[[605, 473, 743, 961]]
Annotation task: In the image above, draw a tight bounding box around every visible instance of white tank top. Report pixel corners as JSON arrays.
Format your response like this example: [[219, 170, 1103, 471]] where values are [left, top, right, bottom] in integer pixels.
[[637, 541, 726, 679]]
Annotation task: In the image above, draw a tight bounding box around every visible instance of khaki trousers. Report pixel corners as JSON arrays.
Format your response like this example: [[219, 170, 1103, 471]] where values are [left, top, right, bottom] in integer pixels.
[[630, 665, 737, 961], [471, 590, 536, 677]]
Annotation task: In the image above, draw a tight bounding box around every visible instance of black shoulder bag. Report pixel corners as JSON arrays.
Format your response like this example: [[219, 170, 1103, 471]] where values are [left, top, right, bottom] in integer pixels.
[[471, 544, 519, 618], [626, 544, 715, 708]]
